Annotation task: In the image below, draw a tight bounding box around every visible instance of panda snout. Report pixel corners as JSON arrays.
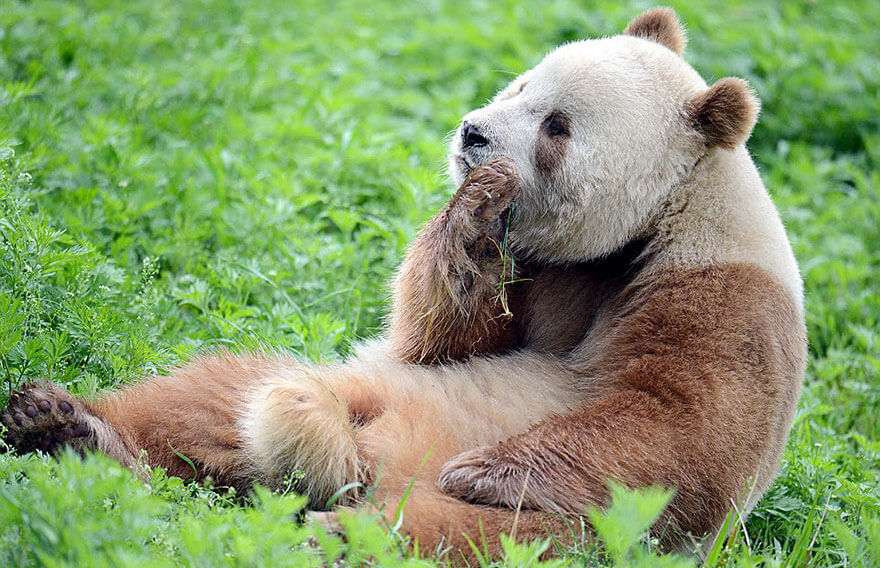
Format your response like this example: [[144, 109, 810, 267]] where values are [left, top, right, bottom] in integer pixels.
[[461, 121, 489, 149]]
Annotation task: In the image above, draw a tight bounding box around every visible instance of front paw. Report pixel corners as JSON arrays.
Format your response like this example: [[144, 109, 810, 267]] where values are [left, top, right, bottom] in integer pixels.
[[437, 446, 530, 508], [456, 158, 519, 252]]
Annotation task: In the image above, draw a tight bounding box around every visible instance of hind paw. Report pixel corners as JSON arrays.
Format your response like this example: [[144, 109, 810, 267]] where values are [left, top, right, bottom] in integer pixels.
[[1, 382, 96, 455]]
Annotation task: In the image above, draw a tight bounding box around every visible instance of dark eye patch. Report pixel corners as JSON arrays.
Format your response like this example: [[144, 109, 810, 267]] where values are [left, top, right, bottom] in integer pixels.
[[536, 111, 570, 174], [542, 111, 570, 138]]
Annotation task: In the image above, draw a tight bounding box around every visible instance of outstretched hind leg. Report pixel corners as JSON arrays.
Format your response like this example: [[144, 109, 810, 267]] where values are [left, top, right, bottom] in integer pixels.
[[0, 354, 299, 493], [0, 354, 379, 506], [1, 382, 137, 467]]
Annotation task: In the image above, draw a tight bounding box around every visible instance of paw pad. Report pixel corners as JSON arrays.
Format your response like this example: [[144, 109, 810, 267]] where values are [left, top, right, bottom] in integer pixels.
[[1, 382, 95, 455]]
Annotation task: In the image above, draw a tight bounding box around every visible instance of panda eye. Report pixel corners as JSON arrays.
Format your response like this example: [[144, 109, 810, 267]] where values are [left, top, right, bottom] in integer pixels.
[[542, 111, 570, 138]]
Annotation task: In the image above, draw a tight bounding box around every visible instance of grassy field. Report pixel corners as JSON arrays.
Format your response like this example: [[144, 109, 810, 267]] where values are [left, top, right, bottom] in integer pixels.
[[1, 0, 878, 565]]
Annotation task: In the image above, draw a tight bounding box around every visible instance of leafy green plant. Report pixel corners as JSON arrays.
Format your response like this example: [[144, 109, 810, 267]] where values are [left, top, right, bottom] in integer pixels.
[[588, 483, 693, 568]]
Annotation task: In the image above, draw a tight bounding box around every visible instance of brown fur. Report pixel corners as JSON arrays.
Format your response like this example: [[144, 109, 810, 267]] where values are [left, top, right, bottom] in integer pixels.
[[370, 487, 579, 560], [535, 112, 570, 174], [388, 159, 523, 363], [389, 157, 650, 364], [438, 263, 806, 546], [0, 237, 805, 563], [688, 78, 760, 150], [519, 237, 649, 355], [623, 7, 687, 55], [94, 353, 275, 492]]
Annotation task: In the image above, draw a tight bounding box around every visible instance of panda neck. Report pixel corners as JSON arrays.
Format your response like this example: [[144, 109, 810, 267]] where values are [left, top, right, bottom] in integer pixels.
[[644, 147, 803, 309]]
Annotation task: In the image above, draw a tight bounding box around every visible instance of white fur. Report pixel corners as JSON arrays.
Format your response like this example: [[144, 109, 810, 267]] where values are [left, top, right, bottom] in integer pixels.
[[241, 342, 589, 501], [652, 147, 803, 309], [450, 35, 802, 307], [239, 365, 360, 506]]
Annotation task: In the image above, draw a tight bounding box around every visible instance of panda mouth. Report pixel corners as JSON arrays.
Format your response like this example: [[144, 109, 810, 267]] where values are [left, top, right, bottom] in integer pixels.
[[460, 155, 474, 174], [450, 153, 474, 175]]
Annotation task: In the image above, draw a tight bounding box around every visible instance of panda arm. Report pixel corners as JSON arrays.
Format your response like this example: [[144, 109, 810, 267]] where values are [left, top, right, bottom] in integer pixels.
[[436, 385, 751, 540], [436, 264, 805, 537], [387, 159, 526, 363]]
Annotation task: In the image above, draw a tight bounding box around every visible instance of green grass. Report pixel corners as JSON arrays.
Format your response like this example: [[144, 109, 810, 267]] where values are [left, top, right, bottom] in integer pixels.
[[0, 0, 878, 565]]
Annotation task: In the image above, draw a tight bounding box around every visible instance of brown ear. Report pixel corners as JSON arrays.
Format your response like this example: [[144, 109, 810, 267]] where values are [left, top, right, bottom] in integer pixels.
[[689, 78, 760, 149], [623, 7, 687, 55]]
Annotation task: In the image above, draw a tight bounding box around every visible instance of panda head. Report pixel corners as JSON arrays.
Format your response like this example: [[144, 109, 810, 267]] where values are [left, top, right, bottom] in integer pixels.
[[449, 7, 760, 263]]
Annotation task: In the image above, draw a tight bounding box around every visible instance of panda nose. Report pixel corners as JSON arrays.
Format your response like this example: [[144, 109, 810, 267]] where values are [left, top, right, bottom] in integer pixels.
[[461, 121, 489, 149]]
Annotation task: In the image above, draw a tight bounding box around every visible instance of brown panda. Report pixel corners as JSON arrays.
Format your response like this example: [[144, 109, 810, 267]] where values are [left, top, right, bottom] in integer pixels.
[[2, 7, 805, 561]]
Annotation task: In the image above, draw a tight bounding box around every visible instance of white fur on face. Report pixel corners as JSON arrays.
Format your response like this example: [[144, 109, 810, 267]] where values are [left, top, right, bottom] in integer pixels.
[[450, 36, 708, 263]]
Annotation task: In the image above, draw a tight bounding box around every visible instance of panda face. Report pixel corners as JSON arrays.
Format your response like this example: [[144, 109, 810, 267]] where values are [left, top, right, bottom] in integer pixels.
[[448, 35, 711, 263]]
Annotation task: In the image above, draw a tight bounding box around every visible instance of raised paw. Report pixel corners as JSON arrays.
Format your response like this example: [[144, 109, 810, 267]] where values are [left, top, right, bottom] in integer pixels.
[[437, 445, 534, 508], [1, 382, 96, 456], [456, 158, 520, 250]]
